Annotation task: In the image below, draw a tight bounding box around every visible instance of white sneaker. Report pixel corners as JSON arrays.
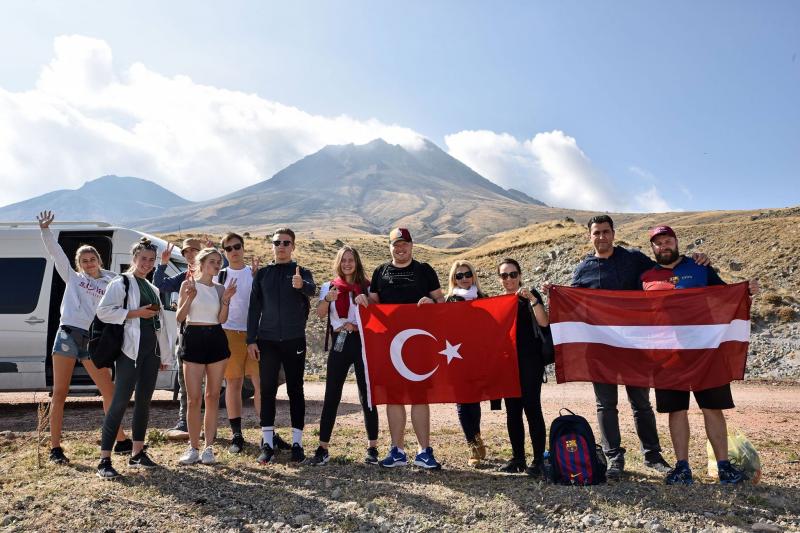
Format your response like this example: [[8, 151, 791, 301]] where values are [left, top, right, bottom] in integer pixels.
[[178, 446, 200, 465], [201, 446, 216, 465]]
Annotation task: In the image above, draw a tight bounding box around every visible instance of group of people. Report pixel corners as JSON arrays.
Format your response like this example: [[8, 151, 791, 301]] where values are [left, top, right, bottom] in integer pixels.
[[39, 209, 757, 485]]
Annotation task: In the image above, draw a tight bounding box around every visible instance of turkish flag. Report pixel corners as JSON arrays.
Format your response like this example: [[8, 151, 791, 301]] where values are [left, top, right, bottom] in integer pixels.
[[357, 295, 520, 406], [549, 283, 751, 391]]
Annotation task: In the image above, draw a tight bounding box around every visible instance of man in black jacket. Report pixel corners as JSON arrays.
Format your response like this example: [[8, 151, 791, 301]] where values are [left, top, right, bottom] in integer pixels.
[[247, 228, 316, 464]]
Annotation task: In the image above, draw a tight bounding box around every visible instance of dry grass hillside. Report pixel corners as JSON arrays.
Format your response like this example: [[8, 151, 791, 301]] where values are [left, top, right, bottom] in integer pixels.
[[159, 206, 800, 379]]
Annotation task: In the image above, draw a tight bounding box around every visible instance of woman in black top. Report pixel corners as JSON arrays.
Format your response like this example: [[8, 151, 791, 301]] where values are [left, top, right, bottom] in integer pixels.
[[496, 258, 549, 477]]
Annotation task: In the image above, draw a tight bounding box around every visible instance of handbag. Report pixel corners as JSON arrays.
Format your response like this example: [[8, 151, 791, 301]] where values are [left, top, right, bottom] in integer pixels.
[[529, 301, 555, 366], [88, 275, 130, 369]]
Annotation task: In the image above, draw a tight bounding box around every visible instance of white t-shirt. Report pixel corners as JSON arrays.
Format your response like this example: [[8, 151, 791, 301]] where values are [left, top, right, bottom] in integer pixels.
[[319, 282, 359, 330], [215, 265, 252, 331]]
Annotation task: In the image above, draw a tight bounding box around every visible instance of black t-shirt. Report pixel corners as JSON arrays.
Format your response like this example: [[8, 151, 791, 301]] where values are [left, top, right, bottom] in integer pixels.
[[369, 260, 441, 304], [516, 287, 544, 361]]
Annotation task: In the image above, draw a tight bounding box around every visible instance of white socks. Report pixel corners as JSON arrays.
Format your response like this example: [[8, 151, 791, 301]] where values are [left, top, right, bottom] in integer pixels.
[[261, 426, 274, 448], [292, 428, 303, 446]]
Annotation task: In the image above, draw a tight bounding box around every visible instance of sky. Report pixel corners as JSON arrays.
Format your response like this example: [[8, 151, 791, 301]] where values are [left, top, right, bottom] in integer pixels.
[[0, 1, 798, 213]]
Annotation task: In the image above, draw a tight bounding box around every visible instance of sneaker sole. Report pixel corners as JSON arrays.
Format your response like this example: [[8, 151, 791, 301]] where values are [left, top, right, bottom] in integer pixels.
[[96, 472, 120, 480], [201, 460, 216, 465], [365, 458, 379, 465], [178, 459, 201, 466], [413, 460, 441, 470], [310, 457, 329, 466], [129, 463, 157, 469], [379, 460, 407, 468]]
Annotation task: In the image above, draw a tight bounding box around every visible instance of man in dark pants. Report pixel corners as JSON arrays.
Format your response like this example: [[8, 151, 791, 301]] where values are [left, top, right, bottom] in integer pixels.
[[571, 215, 710, 478], [247, 228, 316, 464]]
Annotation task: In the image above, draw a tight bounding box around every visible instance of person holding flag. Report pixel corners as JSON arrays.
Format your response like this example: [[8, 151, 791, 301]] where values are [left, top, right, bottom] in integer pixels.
[[355, 228, 445, 470], [247, 228, 315, 465], [641, 225, 759, 485]]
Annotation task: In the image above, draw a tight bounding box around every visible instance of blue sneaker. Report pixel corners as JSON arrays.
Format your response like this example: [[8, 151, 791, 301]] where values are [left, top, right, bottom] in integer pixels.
[[665, 460, 693, 485], [379, 446, 408, 468], [718, 460, 747, 484], [413, 447, 442, 470]]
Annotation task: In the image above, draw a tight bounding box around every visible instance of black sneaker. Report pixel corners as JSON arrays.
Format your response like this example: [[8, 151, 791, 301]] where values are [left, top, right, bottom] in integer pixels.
[[526, 459, 545, 479], [308, 446, 329, 466], [644, 451, 672, 473], [129, 450, 158, 469], [257, 443, 275, 464], [607, 456, 625, 479], [498, 458, 526, 473], [49, 446, 69, 465], [229, 433, 245, 454], [273, 433, 292, 451], [365, 446, 379, 465], [290, 443, 306, 463], [96, 457, 120, 479], [114, 439, 133, 455]]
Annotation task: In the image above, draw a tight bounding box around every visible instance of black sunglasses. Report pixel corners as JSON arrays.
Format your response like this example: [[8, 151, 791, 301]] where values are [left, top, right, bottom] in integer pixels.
[[454, 271, 473, 281], [499, 271, 520, 280], [223, 243, 243, 252], [272, 240, 293, 247]]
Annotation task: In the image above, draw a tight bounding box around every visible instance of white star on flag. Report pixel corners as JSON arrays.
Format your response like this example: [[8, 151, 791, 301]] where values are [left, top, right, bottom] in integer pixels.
[[438, 340, 463, 364]]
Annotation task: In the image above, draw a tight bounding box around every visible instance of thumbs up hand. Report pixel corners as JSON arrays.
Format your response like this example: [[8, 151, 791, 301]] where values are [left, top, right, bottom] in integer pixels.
[[292, 265, 303, 289]]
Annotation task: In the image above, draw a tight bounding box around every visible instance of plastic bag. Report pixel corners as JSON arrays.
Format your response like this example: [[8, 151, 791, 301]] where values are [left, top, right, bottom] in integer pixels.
[[707, 428, 761, 484]]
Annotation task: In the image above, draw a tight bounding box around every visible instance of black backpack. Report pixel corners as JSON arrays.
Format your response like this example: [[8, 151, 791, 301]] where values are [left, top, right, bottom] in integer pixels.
[[548, 408, 607, 485], [88, 275, 130, 369]]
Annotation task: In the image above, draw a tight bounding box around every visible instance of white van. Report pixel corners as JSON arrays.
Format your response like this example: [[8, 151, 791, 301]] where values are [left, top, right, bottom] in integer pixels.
[[0, 221, 185, 392]]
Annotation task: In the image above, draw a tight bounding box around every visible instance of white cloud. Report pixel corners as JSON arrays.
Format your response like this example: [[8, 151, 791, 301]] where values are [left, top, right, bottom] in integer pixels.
[[446, 130, 679, 212], [0, 35, 424, 206]]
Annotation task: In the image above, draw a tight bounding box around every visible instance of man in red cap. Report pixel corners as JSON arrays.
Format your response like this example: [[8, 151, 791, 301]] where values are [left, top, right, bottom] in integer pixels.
[[641, 225, 759, 485], [355, 228, 445, 469]]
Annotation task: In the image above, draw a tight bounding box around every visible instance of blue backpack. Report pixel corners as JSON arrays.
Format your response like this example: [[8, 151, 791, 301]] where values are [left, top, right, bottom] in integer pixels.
[[548, 408, 607, 485]]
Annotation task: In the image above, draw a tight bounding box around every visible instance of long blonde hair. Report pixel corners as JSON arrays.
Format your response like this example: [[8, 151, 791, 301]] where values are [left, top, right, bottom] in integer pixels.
[[446, 260, 482, 296], [73, 245, 103, 274], [191, 248, 223, 278]]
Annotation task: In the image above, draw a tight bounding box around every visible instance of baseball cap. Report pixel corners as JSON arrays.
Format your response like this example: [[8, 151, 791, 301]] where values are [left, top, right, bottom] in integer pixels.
[[180, 238, 203, 255], [389, 228, 412, 244], [648, 225, 677, 242]]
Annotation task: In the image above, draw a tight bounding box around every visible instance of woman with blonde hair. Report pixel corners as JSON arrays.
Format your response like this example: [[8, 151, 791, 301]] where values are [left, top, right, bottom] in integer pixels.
[[308, 245, 380, 466], [36, 210, 129, 465], [444, 259, 489, 467], [95, 237, 175, 478], [176, 248, 236, 465]]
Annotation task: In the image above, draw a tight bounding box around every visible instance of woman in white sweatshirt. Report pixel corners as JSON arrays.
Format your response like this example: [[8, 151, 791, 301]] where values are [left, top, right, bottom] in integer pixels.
[[94, 237, 176, 479], [37, 211, 128, 464]]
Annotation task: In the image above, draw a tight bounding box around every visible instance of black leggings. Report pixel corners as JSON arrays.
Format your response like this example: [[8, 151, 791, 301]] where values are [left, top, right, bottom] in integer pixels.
[[505, 355, 546, 462], [258, 338, 306, 430], [318, 333, 379, 443], [100, 327, 160, 451], [456, 403, 481, 443]]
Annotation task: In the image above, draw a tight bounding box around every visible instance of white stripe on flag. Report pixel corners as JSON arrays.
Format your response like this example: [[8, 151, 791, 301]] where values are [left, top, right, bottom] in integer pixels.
[[551, 319, 750, 350]]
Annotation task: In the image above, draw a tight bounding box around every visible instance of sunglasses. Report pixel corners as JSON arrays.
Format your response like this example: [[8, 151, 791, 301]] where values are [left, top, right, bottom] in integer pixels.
[[498, 271, 520, 280], [454, 271, 473, 281], [272, 240, 293, 247], [223, 243, 243, 252]]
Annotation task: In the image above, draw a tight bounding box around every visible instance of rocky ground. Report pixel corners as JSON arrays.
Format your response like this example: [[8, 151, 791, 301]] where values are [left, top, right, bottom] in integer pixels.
[[1, 382, 799, 532]]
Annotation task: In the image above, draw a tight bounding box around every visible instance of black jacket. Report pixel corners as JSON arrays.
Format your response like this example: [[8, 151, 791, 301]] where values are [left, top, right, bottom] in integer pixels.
[[247, 261, 316, 343]]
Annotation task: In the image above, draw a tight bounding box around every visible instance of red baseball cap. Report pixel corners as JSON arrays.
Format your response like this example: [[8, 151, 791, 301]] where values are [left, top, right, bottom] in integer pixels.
[[389, 228, 412, 244], [648, 225, 677, 241]]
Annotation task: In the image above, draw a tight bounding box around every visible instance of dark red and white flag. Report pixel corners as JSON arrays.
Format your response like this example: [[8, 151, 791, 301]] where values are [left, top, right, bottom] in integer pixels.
[[357, 295, 520, 406], [549, 283, 751, 390]]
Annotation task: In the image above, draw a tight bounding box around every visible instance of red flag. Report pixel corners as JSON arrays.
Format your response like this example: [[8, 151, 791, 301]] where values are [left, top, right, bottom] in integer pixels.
[[357, 295, 520, 406], [549, 283, 751, 391]]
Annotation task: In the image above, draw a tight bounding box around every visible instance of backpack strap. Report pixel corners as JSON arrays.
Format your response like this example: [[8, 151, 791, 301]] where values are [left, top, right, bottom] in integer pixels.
[[218, 267, 228, 285], [559, 407, 576, 417], [122, 274, 130, 309]]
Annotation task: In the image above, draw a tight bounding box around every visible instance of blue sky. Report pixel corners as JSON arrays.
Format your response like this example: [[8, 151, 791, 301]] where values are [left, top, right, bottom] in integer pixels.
[[1, 1, 797, 212]]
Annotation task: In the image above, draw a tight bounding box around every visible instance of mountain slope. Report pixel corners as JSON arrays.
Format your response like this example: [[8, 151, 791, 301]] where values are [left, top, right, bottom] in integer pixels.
[[0, 175, 192, 223]]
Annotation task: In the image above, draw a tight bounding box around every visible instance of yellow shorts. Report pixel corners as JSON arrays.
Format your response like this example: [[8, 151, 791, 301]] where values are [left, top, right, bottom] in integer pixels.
[[223, 330, 259, 380]]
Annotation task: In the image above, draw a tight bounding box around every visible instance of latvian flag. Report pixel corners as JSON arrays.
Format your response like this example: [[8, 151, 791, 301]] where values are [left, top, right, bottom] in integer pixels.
[[549, 283, 751, 391]]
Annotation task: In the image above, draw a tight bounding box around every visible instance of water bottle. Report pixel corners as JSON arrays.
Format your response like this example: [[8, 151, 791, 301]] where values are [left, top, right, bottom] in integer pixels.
[[542, 450, 553, 482], [333, 331, 348, 352]]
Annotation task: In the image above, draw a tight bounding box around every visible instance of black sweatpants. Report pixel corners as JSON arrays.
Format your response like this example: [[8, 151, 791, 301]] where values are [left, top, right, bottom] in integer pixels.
[[100, 327, 160, 451], [456, 403, 481, 443], [258, 338, 306, 430], [318, 332, 378, 443], [505, 354, 546, 463]]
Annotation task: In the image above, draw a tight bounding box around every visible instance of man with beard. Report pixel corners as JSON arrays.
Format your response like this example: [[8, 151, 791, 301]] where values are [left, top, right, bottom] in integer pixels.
[[641, 225, 759, 485]]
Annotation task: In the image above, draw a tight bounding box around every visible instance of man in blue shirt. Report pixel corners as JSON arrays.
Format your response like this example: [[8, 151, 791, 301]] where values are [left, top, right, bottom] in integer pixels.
[[571, 215, 710, 478], [641, 225, 758, 485]]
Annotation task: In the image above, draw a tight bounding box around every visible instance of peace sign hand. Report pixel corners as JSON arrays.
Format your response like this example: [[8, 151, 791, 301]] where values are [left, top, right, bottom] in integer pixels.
[[292, 266, 303, 289], [37, 210, 55, 229], [223, 277, 237, 300], [161, 243, 175, 265], [251, 256, 261, 276]]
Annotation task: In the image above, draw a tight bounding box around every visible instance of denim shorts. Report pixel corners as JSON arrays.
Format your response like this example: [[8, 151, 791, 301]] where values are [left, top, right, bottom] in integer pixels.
[[53, 325, 91, 360]]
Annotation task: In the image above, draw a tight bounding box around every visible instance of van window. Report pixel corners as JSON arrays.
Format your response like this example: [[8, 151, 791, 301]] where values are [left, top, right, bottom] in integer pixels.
[[0, 258, 47, 313]]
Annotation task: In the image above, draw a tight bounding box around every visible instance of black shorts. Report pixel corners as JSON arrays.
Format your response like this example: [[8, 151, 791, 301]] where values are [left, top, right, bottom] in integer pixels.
[[181, 325, 230, 365], [655, 384, 734, 413]]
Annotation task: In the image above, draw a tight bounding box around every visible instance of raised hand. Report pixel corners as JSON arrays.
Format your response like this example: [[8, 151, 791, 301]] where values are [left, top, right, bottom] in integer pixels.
[[37, 210, 54, 229], [203, 234, 215, 249], [517, 287, 533, 301], [325, 286, 340, 302], [161, 243, 175, 265], [223, 277, 237, 300], [292, 266, 303, 289], [181, 275, 197, 300], [354, 294, 370, 307], [417, 296, 434, 306], [251, 256, 261, 276]]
